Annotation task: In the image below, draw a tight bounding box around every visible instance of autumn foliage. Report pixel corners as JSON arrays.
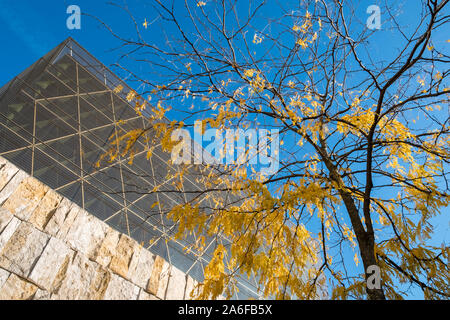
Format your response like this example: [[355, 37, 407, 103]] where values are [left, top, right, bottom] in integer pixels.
[[98, 0, 449, 300]]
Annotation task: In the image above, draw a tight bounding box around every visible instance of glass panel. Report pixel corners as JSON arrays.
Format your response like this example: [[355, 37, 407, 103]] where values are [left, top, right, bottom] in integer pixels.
[[167, 240, 198, 275], [106, 210, 130, 235], [121, 165, 153, 204], [158, 191, 180, 217], [82, 125, 116, 150], [160, 179, 185, 204], [0, 123, 30, 153], [2, 148, 32, 174], [79, 95, 112, 129], [86, 165, 124, 205], [83, 180, 123, 221], [126, 153, 154, 182], [187, 260, 206, 282], [11, 59, 50, 100], [80, 135, 106, 174], [81, 92, 113, 121], [128, 213, 158, 247], [58, 181, 83, 208], [77, 65, 107, 93], [0, 91, 35, 142], [33, 148, 78, 189], [35, 102, 76, 141], [39, 96, 78, 126], [47, 54, 78, 92], [37, 135, 80, 175], [30, 69, 75, 98], [182, 178, 204, 203], [113, 94, 137, 121], [235, 283, 257, 300], [128, 193, 160, 223], [149, 151, 170, 182], [148, 238, 169, 262]]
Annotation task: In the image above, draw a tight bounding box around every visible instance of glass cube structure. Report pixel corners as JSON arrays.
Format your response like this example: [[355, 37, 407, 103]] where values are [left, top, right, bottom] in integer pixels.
[[0, 37, 264, 299]]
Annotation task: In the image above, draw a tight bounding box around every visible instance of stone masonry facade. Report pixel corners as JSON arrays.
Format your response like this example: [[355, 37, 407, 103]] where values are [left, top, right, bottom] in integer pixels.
[[0, 156, 198, 300]]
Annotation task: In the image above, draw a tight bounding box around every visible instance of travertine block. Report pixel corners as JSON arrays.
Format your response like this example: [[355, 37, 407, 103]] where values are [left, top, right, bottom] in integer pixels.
[[64, 210, 107, 258], [0, 158, 200, 301], [0, 161, 19, 195], [0, 170, 28, 206], [103, 273, 140, 300], [29, 190, 63, 230], [109, 234, 137, 279], [0, 217, 21, 253], [94, 226, 121, 268], [147, 255, 171, 299], [53, 253, 110, 300], [0, 273, 38, 300], [127, 246, 155, 289], [32, 289, 51, 300], [166, 266, 186, 300], [0, 207, 13, 234], [138, 288, 159, 300], [87, 265, 111, 300], [2, 176, 49, 220], [45, 200, 79, 239], [28, 237, 74, 291], [0, 267, 10, 289], [184, 275, 198, 300], [0, 221, 49, 278]]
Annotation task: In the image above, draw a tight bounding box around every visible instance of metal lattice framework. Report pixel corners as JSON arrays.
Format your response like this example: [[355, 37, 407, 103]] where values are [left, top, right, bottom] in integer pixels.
[[0, 37, 265, 299]]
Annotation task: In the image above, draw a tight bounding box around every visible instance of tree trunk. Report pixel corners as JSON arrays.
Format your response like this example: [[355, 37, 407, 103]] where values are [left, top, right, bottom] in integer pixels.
[[321, 150, 386, 299], [360, 234, 386, 300]]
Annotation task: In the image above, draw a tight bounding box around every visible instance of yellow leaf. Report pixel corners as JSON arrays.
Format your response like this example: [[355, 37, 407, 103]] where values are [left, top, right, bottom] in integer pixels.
[[244, 69, 256, 78], [253, 33, 263, 44], [434, 71, 443, 80], [296, 38, 308, 49], [113, 84, 124, 94]]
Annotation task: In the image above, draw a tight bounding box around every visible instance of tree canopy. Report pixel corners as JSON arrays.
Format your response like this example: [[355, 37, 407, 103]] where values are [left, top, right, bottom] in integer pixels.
[[97, 0, 449, 300]]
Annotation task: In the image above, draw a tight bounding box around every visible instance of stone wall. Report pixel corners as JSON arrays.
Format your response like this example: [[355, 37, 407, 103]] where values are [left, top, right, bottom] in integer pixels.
[[0, 156, 198, 300]]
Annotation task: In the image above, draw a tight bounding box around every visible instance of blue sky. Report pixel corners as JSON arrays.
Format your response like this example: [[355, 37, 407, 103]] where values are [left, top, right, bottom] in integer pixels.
[[0, 0, 142, 85], [0, 0, 447, 300]]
